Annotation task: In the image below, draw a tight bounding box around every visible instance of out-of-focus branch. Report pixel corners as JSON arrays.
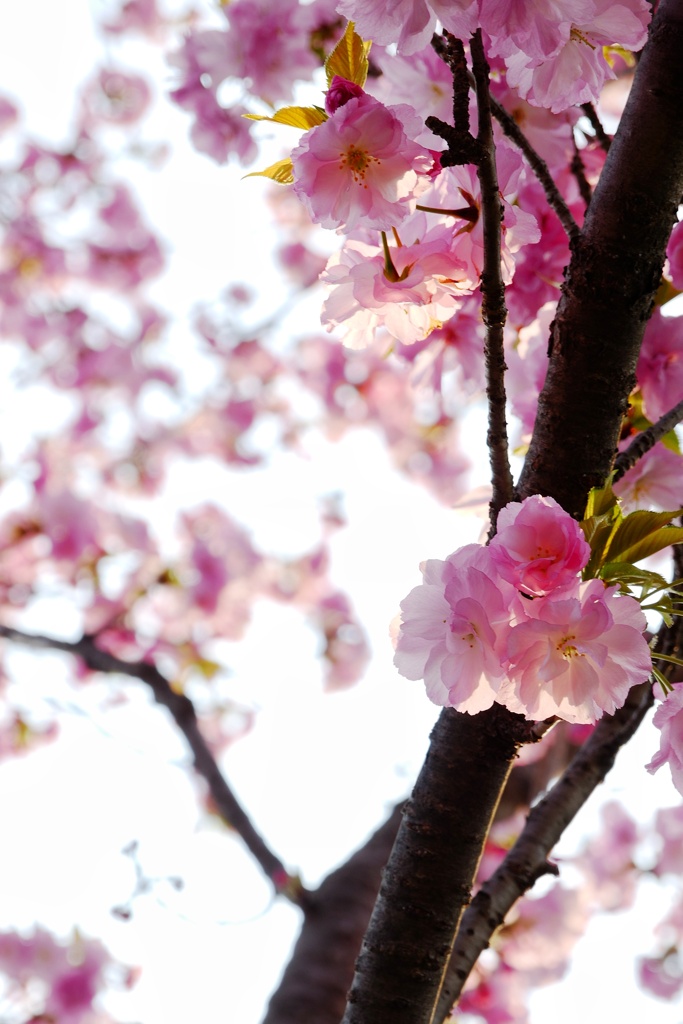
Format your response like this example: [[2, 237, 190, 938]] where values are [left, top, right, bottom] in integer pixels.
[[0, 624, 308, 906], [612, 395, 683, 481], [262, 804, 404, 1024]]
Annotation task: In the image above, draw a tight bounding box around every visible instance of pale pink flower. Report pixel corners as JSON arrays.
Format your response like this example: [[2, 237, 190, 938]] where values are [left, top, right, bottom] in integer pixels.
[[321, 227, 473, 347], [652, 806, 683, 877], [336, 0, 478, 55], [503, 0, 651, 113], [394, 545, 518, 714], [501, 579, 651, 724], [613, 443, 683, 512], [416, 145, 540, 285], [638, 953, 683, 1001], [291, 93, 431, 232], [489, 494, 590, 597], [646, 684, 683, 797], [636, 308, 683, 423]]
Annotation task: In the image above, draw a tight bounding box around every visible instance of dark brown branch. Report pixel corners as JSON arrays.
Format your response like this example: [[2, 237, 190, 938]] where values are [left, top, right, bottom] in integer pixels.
[[581, 101, 612, 153], [470, 31, 515, 532], [431, 32, 470, 136], [488, 93, 581, 242], [260, 723, 580, 1024], [262, 804, 404, 1024], [340, 703, 537, 1024], [612, 395, 683, 482], [570, 140, 593, 209], [433, 678, 655, 1022], [518, 0, 683, 515], [0, 624, 307, 906]]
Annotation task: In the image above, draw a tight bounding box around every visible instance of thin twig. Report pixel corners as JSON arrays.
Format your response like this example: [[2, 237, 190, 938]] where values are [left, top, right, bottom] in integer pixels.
[[581, 102, 612, 153], [612, 395, 683, 482], [0, 624, 309, 906], [570, 139, 593, 209], [488, 93, 581, 243], [470, 31, 516, 533]]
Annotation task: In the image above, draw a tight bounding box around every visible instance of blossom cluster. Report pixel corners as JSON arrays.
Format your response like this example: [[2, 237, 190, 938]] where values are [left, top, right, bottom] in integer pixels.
[[393, 495, 652, 724]]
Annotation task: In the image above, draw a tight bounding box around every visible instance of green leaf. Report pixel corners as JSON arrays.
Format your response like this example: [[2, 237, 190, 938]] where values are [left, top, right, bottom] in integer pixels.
[[607, 510, 683, 564], [598, 561, 670, 594], [662, 428, 681, 454], [243, 157, 294, 185], [325, 21, 371, 88], [244, 106, 327, 130], [581, 506, 622, 579], [583, 479, 619, 520]]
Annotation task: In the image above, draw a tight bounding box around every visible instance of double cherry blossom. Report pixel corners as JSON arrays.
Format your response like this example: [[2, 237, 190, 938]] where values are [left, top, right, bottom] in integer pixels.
[[394, 495, 653, 724]]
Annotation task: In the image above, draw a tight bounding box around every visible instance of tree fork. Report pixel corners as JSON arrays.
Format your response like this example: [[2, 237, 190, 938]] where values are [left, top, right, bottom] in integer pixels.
[[340, 704, 538, 1024]]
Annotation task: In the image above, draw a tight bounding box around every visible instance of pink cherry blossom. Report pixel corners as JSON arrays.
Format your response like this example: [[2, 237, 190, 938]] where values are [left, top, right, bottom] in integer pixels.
[[321, 226, 473, 347], [326, 75, 365, 115], [489, 494, 590, 597], [613, 443, 683, 513], [636, 307, 683, 423], [393, 545, 518, 714], [291, 93, 431, 233], [336, 0, 478, 55], [666, 219, 683, 290], [501, 579, 651, 724], [502, 0, 651, 114], [646, 683, 683, 796]]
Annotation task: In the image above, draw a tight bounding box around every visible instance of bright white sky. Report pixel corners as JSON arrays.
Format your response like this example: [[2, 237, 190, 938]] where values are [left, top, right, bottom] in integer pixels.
[[0, 4, 681, 1024]]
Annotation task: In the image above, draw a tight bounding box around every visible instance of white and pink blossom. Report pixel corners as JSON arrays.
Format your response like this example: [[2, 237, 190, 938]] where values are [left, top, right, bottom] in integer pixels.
[[291, 92, 431, 233], [393, 544, 519, 714], [646, 683, 683, 796], [502, 578, 651, 724]]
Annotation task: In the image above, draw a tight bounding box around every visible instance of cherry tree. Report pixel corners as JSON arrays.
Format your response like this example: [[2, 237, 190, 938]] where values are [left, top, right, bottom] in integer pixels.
[[2, 1, 683, 1022]]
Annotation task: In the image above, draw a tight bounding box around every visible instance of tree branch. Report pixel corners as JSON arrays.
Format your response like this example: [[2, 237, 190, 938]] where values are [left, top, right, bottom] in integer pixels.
[[581, 102, 612, 153], [470, 30, 516, 532], [0, 624, 307, 906], [260, 722, 581, 1024], [433, 677, 655, 1022], [488, 93, 581, 243], [339, 703, 538, 1024], [612, 395, 683, 482], [518, 0, 683, 515]]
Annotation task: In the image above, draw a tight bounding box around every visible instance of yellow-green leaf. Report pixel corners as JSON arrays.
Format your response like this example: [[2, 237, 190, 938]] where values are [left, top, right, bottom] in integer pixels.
[[325, 21, 371, 89], [614, 525, 683, 566], [606, 509, 683, 563], [244, 105, 327, 130], [598, 561, 670, 593], [244, 157, 294, 185], [583, 479, 619, 520]]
